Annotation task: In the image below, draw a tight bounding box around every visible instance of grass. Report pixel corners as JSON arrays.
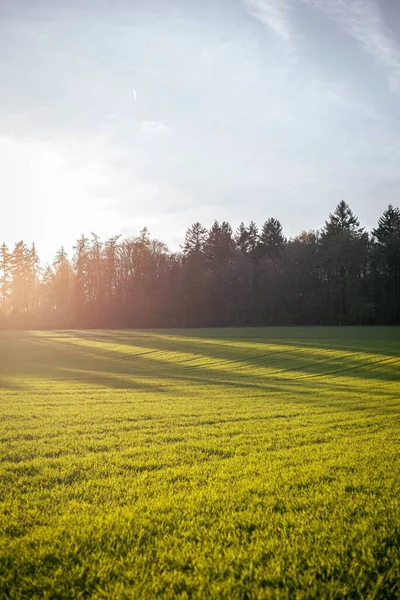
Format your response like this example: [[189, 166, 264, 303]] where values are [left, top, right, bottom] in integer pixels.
[[0, 327, 399, 599]]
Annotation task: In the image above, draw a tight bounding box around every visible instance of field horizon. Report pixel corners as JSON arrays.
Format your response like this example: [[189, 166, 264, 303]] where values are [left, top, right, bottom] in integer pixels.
[[1, 326, 399, 598]]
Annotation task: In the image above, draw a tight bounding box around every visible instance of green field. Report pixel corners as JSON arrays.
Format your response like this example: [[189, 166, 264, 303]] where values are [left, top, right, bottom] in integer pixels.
[[0, 327, 399, 599]]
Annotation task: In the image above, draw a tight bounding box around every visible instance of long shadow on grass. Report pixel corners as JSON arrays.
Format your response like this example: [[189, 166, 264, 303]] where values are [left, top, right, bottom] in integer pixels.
[[2, 331, 399, 416], [53, 367, 170, 393], [6, 335, 399, 414], [71, 327, 399, 358], [45, 331, 400, 383], [70, 327, 400, 357]]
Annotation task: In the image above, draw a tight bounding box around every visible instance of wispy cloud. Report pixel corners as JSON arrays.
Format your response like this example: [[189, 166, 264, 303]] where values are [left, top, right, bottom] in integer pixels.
[[242, 0, 291, 43], [303, 0, 400, 94]]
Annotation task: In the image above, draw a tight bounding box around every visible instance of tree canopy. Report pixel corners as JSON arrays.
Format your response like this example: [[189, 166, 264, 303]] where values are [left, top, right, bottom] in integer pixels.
[[1, 202, 399, 328]]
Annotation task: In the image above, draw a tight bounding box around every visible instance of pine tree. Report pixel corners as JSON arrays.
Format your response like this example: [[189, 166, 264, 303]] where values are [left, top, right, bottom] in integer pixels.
[[88, 233, 104, 324], [235, 222, 249, 255], [322, 200, 362, 236], [204, 221, 235, 262], [257, 218, 285, 260], [10, 241, 31, 315], [29, 243, 41, 313], [39, 264, 56, 321], [104, 236, 121, 310], [372, 204, 400, 251], [182, 222, 208, 255], [247, 221, 259, 257], [0, 203, 397, 328], [53, 247, 71, 324], [320, 202, 368, 323], [73, 235, 89, 325], [283, 231, 321, 324], [0, 243, 11, 312], [372, 205, 400, 323]]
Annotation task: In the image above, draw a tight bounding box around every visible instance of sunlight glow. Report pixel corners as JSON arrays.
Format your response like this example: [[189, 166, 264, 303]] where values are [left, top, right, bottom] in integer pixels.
[[1, 134, 119, 259]]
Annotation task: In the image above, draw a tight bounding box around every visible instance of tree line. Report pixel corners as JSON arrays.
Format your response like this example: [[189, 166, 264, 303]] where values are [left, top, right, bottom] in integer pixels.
[[1, 201, 399, 329]]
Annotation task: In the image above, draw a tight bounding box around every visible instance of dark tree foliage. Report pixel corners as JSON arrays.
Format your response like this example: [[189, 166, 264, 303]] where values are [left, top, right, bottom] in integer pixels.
[[371, 204, 400, 324], [235, 221, 259, 258], [257, 218, 285, 260], [182, 222, 208, 256], [320, 202, 369, 324], [1, 202, 399, 328], [204, 221, 236, 263]]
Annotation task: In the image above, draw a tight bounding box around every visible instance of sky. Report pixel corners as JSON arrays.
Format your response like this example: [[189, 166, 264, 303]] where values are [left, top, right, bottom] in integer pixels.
[[1, 0, 400, 261]]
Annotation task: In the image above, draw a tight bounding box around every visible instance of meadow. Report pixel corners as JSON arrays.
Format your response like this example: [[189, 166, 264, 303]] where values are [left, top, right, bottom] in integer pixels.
[[0, 327, 399, 599]]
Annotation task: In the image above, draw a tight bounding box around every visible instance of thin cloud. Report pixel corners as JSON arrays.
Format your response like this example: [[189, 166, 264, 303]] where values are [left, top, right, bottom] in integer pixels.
[[242, 0, 291, 43], [303, 0, 400, 94]]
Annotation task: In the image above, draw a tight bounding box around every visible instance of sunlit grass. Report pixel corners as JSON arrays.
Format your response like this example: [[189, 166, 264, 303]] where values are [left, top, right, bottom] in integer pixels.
[[0, 327, 399, 598]]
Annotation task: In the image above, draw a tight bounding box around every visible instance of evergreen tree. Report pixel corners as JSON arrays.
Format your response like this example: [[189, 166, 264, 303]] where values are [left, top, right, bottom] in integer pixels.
[[257, 218, 285, 260], [39, 264, 56, 323], [182, 222, 208, 256], [204, 221, 236, 262], [103, 236, 121, 326], [53, 247, 72, 325], [235, 222, 249, 255], [372, 204, 400, 259], [73, 235, 89, 325], [283, 231, 321, 324], [235, 222, 259, 256], [320, 202, 368, 323], [0, 243, 11, 312], [372, 204, 400, 323], [323, 200, 362, 236], [88, 233, 104, 324], [10, 241, 31, 317], [29, 243, 41, 313], [181, 224, 208, 326], [0, 205, 397, 328], [247, 221, 259, 257]]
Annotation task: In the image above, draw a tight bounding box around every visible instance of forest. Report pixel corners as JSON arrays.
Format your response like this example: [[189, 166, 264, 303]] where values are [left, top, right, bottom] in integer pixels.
[[1, 201, 399, 329]]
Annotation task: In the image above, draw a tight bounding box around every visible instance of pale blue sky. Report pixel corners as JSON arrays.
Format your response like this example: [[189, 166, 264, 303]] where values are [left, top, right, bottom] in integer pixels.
[[1, 0, 400, 259]]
